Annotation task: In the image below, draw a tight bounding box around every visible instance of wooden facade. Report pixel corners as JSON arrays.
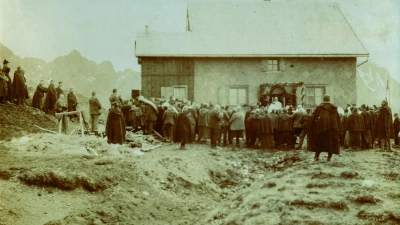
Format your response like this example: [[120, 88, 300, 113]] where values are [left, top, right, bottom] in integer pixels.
[[140, 57, 194, 100]]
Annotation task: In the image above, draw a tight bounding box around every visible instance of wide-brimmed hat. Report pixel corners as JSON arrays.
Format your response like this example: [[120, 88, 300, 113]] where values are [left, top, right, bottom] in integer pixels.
[[3, 59, 9, 64]]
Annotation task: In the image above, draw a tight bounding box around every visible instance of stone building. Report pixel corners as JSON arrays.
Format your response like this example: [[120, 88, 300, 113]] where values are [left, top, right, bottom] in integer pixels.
[[135, 1, 368, 108]]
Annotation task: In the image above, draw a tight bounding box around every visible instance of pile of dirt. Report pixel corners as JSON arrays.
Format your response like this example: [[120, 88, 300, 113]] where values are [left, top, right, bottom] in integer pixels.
[[0, 104, 57, 141], [0, 103, 399, 225], [199, 150, 400, 225]]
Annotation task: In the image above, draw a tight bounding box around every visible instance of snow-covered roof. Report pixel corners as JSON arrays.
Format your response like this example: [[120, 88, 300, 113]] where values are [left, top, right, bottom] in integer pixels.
[[135, 1, 368, 57]]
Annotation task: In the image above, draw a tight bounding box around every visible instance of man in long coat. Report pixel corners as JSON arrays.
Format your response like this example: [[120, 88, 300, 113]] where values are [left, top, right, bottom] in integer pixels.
[[2, 60, 13, 103], [394, 113, 399, 146], [229, 106, 245, 150], [32, 80, 48, 110], [67, 88, 78, 120], [89, 91, 102, 134], [269, 109, 279, 148], [173, 106, 193, 150], [308, 95, 341, 161], [369, 107, 378, 147], [105, 102, 126, 144], [198, 103, 209, 141], [44, 80, 57, 115], [13, 67, 27, 105], [277, 108, 294, 150], [260, 109, 274, 150], [208, 104, 222, 148], [0, 67, 8, 104], [163, 105, 177, 142], [374, 100, 394, 150], [360, 104, 372, 149], [346, 107, 365, 150]]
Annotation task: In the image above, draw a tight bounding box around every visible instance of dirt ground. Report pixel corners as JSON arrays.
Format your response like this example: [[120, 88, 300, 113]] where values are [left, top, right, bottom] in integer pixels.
[[0, 104, 399, 225]]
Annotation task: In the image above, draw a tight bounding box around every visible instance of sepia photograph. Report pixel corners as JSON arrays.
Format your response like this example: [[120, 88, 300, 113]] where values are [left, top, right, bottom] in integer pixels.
[[0, 0, 399, 224]]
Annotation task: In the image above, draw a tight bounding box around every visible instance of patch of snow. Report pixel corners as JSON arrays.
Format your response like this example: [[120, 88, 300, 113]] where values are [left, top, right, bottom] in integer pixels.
[[362, 180, 375, 187], [358, 70, 376, 92], [18, 136, 32, 145]]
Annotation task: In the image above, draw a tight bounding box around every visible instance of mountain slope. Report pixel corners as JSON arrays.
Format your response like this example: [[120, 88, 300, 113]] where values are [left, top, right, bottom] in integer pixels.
[[357, 61, 400, 114], [0, 43, 141, 107]]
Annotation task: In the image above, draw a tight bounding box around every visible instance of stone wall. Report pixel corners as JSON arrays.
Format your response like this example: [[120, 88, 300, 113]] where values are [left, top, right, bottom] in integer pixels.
[[193, 57, 356, 107]]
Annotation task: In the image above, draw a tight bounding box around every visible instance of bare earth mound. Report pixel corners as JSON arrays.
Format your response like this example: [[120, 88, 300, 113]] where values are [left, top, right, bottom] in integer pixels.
[[0, 106, 399, 225]]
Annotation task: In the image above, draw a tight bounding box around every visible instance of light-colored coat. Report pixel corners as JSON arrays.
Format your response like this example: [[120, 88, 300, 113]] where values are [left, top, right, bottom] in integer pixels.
[[229, 111, 245, 131]]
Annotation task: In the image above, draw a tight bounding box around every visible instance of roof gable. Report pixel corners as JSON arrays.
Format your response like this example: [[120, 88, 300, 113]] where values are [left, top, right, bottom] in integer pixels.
[[136, 1, 368, 57]]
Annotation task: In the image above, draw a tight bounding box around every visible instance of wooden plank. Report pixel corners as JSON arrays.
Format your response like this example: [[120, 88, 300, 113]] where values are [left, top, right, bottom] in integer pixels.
[[58, 119, 62, 133], [34, 125, 58, 134], [55, 111, 81, 116], [79, 112, 84, 137]]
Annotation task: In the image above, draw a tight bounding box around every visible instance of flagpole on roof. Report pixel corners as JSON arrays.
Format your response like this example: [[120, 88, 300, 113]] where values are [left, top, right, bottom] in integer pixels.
[[386, 75, 390, 106]]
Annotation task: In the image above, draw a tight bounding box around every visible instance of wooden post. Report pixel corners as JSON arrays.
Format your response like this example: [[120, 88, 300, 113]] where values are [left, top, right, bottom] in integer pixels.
[[79, 112, 84, 137], [58, 118, 62, 133]]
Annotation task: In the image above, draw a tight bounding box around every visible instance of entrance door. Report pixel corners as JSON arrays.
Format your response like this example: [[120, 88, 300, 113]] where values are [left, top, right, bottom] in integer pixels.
[[173, 85, 187, 100]]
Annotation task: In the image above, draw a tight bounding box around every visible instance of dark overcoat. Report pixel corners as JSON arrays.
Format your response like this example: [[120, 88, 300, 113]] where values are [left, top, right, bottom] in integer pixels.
[[44, 84, 57, 111], [277, 113, 293, 131], [13, 70, 26, 99], [198, 108, 209, 127], [208, 110, 221, 129], [173, 113, 193, 144], [106, 107, 126, 144], [361, 110, 372, 131], [308, 102, 341, 154], [374, 106, 394, 139], [0, 73, 8, 97], [32, 84, 48, 109], [2, 67, 12, 99], [347, 112, 365, 132], [260, 114, 274, 134]]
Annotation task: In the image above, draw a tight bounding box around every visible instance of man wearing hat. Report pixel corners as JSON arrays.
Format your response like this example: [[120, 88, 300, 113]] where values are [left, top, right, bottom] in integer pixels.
[[308, 95, 341, 161], [2, 59, 13, 103]]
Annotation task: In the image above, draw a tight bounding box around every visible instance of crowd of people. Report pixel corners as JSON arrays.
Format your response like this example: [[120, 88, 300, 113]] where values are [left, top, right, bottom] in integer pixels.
[[2, 58, 399, 161], [105, 92, 399, 161]]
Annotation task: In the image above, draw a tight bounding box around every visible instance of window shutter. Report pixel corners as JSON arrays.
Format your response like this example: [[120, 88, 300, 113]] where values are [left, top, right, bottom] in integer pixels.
[[279, 59, 286, 71]]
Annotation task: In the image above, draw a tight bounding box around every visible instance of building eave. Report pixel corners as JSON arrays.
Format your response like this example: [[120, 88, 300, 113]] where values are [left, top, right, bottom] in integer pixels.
[[136, 54, 369, 58]]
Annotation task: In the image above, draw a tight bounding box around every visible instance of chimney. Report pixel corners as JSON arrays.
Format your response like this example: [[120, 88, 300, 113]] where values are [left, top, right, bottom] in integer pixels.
[[144, 25, 149, 35]]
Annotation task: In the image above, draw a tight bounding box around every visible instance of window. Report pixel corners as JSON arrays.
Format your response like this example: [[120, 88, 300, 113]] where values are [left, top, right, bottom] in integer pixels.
[[306, 87, 325, 106], [268, 60, 278, 71], [261, 59, 280, 72], [173, 86, 187, 100], [229, 87, 248, 106]]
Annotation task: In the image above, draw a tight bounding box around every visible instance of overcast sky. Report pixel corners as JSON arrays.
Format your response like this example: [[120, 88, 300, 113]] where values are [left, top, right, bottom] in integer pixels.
[[0, 0, 399, 81]]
